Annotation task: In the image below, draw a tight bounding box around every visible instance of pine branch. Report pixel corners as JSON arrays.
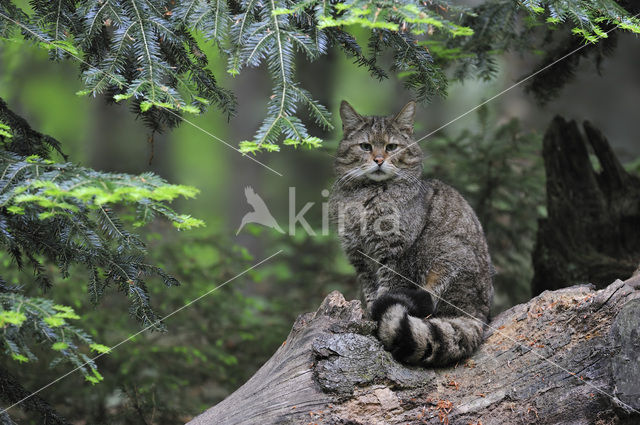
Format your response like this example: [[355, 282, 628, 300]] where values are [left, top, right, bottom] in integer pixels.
[[0, 364, 70, 424], [2, 0, 639, 149], [76, 0, 235, 130], [0, 100, 200, 418], [0, 98, 65, 159]]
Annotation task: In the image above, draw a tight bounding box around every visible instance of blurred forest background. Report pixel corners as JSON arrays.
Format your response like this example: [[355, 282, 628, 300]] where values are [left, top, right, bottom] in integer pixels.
[[1, 0, 639, 423]]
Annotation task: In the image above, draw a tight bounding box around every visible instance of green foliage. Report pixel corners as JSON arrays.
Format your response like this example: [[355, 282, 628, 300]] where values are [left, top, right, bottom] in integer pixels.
[[0, 123, 11, 139], [522, 0, 640, 40], [0, 0, 637, 422], [3, 155, 203, 228], [424, 106, 545, 311], [441, 0, 640, 99], [1, 0, 235, 134], [316, 1, 473, 36], [0, 293, 104, 384], [8, 228, 354, 424], [219, 0, 334, 148], [0, 96, 204, 422], [2, 0, 638, 149]]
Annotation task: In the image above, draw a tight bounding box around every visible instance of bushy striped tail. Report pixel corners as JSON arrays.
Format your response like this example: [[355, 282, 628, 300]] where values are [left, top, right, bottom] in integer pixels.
[[371, 290, 485, 366]]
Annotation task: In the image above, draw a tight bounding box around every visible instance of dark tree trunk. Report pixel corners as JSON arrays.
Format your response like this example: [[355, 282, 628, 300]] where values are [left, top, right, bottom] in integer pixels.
[[189, 276, 640, 425], [531, 116, 640, 296]]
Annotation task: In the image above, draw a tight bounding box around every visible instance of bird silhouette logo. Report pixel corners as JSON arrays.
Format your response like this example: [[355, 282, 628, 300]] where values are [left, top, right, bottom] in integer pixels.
[[236, 186, 284, 235]]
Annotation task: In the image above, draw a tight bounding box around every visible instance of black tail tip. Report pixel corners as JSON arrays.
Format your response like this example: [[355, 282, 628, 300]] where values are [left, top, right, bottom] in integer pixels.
[[370, 288, 434, 321], [371, 293, 407, 321]]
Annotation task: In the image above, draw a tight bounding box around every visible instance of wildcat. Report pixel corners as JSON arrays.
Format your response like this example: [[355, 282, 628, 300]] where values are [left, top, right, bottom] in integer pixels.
[[329, 100, 493, 366]]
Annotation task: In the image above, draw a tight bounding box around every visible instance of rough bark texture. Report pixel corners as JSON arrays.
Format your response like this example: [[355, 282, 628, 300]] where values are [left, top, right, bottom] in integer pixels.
[[531, 117, 640, 296], [189, 276, 640, 425]]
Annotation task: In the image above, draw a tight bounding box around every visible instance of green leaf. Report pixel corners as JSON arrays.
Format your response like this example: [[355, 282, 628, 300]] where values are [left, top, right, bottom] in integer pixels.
[[39, 40, 80, 56], [6, 205, 24, 214], [179, 104, 201, 114], [85, 375, 101, 385], [238, 141, 281, 154], [90, 343, 112, 354], [193, 96, 211, 105], [11, 353, 29, 363], [44, 316, 66, 327], [0, 310, 27, 327], [301, 137, 322, 149], [113, 93, 134, 102], [172, 215, 206, 230], [272, 8, 294, 16], [0, 122, 12, 138], [140, 101, 153, 113], [52, 342, 69, 351], [52, 305, 81, 320]]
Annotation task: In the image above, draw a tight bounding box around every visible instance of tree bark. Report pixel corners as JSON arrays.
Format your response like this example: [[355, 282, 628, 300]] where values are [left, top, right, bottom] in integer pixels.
[[531, 116, 640, 296], [189, 276, 640, 424]]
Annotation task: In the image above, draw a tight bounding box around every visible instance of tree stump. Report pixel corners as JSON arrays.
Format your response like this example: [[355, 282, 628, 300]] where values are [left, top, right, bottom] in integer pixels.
[[189, 276, 640, 424], [532, 116, 640, 295]]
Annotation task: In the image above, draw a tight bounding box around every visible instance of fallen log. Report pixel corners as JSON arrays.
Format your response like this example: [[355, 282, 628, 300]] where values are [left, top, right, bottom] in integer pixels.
[[189, 276, 640, 424]]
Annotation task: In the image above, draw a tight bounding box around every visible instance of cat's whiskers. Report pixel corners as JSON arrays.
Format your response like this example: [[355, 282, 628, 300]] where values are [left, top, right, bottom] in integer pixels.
[[395, 168, 427, 191], [335, 160, 427, 191], [334, 165, 372, 189], [333, 169, 358, 189], [350, 165, 378, 183]]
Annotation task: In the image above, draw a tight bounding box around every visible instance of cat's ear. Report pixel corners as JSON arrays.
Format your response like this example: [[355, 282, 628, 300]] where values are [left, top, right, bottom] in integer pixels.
[[340, 100, 364, 134], [393, 101, 416, 135]]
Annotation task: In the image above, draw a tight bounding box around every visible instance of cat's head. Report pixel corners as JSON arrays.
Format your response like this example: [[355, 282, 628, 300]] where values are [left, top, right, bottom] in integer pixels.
[[334, 101, 423, 185]]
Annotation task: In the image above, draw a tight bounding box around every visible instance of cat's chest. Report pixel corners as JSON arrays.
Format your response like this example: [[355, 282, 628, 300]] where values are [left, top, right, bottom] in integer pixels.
[[337, 186, 403, 243]]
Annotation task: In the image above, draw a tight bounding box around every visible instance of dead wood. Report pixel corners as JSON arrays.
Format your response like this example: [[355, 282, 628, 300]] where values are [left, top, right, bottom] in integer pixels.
[[532, 117, 640, 295], [189, 276, 640, 425]]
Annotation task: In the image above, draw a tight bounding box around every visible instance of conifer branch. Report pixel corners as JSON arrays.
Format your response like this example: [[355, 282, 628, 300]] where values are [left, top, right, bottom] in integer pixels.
[[0, 98, 204, 420], [2, 0, 638, 151]]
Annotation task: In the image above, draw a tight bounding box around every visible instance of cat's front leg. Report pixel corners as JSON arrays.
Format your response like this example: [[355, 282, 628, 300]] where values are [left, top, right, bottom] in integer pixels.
[[359, 273, 378, 310], [373, 258, 407, 297], [356, 239, 407, 297], [364, 200, 406, 260]]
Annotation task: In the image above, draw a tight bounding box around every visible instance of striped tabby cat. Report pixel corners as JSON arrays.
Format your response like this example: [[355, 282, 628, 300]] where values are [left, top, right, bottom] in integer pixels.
[[329, 100, 493, 366]]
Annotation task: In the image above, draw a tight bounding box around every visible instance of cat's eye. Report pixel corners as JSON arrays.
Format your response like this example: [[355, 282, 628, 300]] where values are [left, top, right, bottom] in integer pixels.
[[385, 144, 398, 152], [360, 143, 372, 152]]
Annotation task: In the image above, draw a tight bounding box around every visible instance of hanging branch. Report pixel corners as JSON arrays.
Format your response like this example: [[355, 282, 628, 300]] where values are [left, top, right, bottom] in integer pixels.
[[2, 0, 638, 149]]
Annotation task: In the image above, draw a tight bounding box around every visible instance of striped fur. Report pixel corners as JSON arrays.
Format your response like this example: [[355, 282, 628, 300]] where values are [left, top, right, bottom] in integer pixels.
[[372, 293, 485, 366], [329, 101, 493, 367]]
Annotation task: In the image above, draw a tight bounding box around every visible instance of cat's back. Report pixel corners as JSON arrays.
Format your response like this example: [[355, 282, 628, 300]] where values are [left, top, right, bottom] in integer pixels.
[[418, 178, 492, 309], [419, 178, 488, 248]]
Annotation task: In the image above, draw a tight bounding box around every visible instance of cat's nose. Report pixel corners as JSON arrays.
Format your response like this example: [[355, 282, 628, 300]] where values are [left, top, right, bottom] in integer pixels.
[[373, 156, 384, 165]]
